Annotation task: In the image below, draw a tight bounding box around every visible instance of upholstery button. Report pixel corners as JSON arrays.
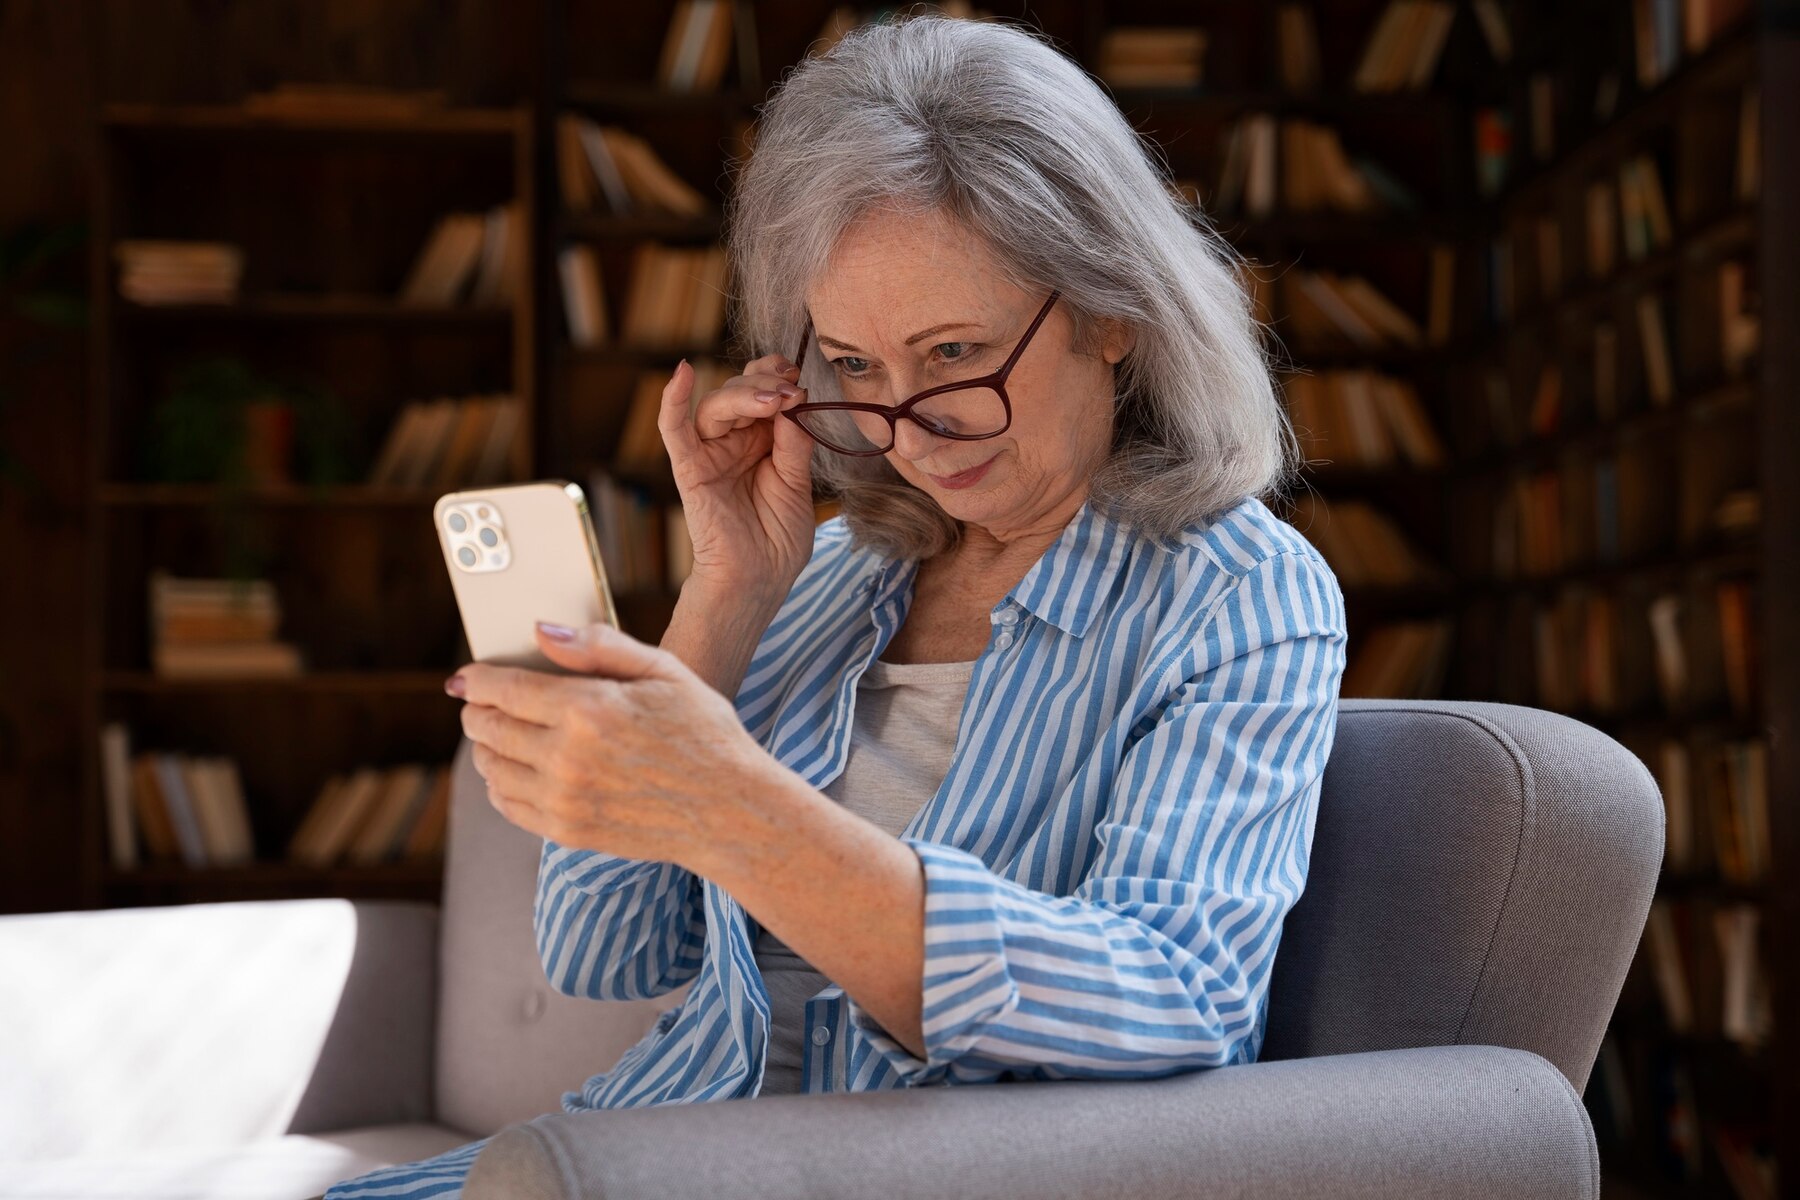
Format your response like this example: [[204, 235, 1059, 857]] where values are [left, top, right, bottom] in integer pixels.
[[811, 1025, 831, 1046], [522, 989, 547, 1022]]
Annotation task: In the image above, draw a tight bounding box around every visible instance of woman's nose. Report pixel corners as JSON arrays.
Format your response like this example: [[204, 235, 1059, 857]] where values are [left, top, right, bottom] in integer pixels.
[[891, 418, 943, 460]]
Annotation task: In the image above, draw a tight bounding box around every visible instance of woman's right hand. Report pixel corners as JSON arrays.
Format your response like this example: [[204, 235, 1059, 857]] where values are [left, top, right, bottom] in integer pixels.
[[657, 353, 820, 601]]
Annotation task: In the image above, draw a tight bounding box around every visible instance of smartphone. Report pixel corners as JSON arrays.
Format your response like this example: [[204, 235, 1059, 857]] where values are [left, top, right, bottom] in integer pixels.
[[433, 479, 620, 674]]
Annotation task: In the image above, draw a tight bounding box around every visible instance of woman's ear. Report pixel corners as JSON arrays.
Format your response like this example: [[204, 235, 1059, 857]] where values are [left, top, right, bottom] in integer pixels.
[[1100, 318, 1136, 366]]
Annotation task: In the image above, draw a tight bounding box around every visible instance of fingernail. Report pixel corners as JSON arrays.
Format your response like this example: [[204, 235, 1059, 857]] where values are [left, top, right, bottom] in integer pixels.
[[753, 389, 780, 403], [776, 383, 802, 397], [444, 673, 466, 697], [536, 620, 578, 642], [678, 358, 689, 371]]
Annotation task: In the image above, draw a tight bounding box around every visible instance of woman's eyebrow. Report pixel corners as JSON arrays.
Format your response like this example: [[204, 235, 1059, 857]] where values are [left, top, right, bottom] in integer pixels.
[[815, 321, 982, 353]]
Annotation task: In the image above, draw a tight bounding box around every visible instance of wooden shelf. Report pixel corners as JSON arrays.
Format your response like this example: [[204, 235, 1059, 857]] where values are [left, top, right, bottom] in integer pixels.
[[1458, 539, 1758, 601], [1470, 205, 1759, 358], [100, 483, 458, 507], [101, 102, 526, 140], [117, 294, 515, 325], [563, 81, 760, 111], [1102, 85, 1458, 122], [1493, 29, 1756, 212], [567, 341, 731, 364], [102, 671, 456, 695], [1461, 377, 1756, 475], [563, 210, 724, 240]]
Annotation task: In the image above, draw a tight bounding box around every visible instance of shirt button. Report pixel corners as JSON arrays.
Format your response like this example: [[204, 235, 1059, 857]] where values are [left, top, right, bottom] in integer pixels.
[[811, 1026, 831, 1046], [995, 608, 1018, 626], [995, 632, 1014, 649]]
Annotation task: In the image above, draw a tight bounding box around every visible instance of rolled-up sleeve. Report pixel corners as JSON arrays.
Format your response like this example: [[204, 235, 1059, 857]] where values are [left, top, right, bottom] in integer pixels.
[[846, 550, 1348, 1085]]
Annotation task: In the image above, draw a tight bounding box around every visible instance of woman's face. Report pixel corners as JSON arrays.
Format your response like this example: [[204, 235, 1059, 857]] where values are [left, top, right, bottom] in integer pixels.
[[804, 207, 1132, 536]]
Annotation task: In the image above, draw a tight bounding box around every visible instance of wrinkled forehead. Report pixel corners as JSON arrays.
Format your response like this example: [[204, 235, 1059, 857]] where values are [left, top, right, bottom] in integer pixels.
[[805, 205, 1014, 333]]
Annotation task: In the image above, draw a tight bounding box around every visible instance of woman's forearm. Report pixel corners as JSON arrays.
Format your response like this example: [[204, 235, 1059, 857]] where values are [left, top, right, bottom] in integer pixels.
[[657, 575, 785, 699], [685, 756, 929, 1061]]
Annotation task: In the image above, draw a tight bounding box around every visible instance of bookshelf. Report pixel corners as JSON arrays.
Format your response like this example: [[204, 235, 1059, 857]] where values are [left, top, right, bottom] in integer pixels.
[[1439, 4, 1785, 1196], [71, 10, 1796, 1191], [84, 101, 537, 907]]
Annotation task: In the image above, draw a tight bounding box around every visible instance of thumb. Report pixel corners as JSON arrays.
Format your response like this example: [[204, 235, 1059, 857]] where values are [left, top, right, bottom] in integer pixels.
[[534, 620, 676, 682]]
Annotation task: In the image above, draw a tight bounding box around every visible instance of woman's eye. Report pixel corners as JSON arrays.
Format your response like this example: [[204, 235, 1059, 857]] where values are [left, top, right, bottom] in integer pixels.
[[937, 341, 972, 361], [833, 356, 871, 376]]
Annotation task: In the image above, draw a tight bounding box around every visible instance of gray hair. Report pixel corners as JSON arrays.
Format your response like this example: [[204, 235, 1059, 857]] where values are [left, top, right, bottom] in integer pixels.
[[722, 10, 1301, 559]]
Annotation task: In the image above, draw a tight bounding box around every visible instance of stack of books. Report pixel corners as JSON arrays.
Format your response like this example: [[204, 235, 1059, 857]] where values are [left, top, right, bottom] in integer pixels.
[[115, 240, 243, 305], [1341, 619, 1455, 698], [148, 571, 303, 679], [99, 722, 256, 869], [618, 243, 731, 346], [1289, 495, 1448, 589], [287, 762, 452, 867], [1095, 27, 1208, 87], [1351, 1, 1456, 92], [557, 115, 710, 217], [587, 469, 696, 594], [1287, 270, 1426, 350], [614, 360, 735, 476], [367, 394, 524, 488], [1283, 369, 1447, 470], [399, 204, 524, 307]]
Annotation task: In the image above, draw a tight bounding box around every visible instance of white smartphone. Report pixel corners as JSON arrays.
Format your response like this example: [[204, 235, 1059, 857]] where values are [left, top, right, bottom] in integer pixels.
[[433, 479, 620, 674]]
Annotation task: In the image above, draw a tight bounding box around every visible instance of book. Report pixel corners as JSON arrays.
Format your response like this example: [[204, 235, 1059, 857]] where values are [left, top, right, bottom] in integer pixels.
[[1644, 899, 1693, 1032], [100, 722, 137, 870], [1636, 292, 1675, 408], [559, 244, 608, 346], [152, 753, 208, 868], [288, 766, 387, 868], [402, 765, 453, 858], [466, 203, 523, 307], [347, 763, 429, 865], [1653, 738, 1694, 872], [114, 241, 244, 305], [398, 213, 487, 306], [129, 753, 180, 861]]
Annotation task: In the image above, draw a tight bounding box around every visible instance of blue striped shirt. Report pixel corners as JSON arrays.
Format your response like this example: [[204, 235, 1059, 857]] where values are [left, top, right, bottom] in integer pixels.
[[326, 492, 1347, 1196]]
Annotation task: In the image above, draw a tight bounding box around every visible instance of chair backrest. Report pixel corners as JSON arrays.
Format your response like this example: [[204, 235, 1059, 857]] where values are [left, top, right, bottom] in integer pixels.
[[1261, 699, 1664, 1092], [433, 698, 1664, 1132], [434, 738, 685, 1136]]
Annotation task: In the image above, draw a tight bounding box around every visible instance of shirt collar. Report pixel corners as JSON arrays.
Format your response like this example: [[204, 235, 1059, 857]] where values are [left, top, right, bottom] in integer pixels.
[[1006, 496, 1131, 637], [871, 496, 1130, 640]]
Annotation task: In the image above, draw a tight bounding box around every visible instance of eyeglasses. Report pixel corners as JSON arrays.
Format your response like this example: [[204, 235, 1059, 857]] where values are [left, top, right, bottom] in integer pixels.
[[782, 289, 1061, 456]]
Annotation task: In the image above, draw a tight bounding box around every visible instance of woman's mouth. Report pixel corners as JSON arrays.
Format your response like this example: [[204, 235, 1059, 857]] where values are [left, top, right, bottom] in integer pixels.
[[928, 453, 999, 490]]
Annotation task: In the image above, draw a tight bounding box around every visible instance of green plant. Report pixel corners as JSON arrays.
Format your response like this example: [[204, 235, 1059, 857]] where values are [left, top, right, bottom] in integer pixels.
[[142, 355, 357, 581]]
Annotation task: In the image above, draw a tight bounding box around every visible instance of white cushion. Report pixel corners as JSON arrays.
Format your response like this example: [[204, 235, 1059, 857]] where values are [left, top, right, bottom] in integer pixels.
[[0, 1122, 473, 1200]]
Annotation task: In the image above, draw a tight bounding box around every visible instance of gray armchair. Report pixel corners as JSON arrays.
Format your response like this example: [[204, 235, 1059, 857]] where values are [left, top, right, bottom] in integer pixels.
[[0, 701, 1662, 1199]]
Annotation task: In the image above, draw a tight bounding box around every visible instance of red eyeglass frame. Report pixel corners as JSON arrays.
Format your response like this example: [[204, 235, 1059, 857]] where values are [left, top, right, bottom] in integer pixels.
[[782, 289, 1062, 456]]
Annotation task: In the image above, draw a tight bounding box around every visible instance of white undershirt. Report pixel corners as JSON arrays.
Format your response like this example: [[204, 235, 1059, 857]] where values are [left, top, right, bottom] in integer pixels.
[[753, 654, 978, 1094]]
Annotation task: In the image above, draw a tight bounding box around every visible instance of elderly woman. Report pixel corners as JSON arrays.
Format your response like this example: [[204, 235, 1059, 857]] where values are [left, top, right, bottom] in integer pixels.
[[325, 12, 1345, 1199]]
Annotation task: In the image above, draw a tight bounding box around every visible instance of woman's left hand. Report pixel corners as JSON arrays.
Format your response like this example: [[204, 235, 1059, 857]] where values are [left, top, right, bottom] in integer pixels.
[[446, 620, 774, 869]]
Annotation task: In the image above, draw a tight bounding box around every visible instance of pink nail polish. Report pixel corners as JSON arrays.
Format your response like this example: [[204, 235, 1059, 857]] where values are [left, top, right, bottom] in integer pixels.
[[537, 620, 578, 642], [444, 674, 466, 697]]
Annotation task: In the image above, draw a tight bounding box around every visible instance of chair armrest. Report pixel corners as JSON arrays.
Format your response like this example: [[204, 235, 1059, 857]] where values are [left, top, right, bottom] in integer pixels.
[[0, 898, 437, 1158], [463, 1044, 1597, 1200]]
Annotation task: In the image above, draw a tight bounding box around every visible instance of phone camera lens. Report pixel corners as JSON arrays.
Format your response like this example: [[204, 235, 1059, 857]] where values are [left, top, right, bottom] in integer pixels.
[[447, 512, 468, 533], [457, 546, 477, 566], [478, 527, 499, 547]]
